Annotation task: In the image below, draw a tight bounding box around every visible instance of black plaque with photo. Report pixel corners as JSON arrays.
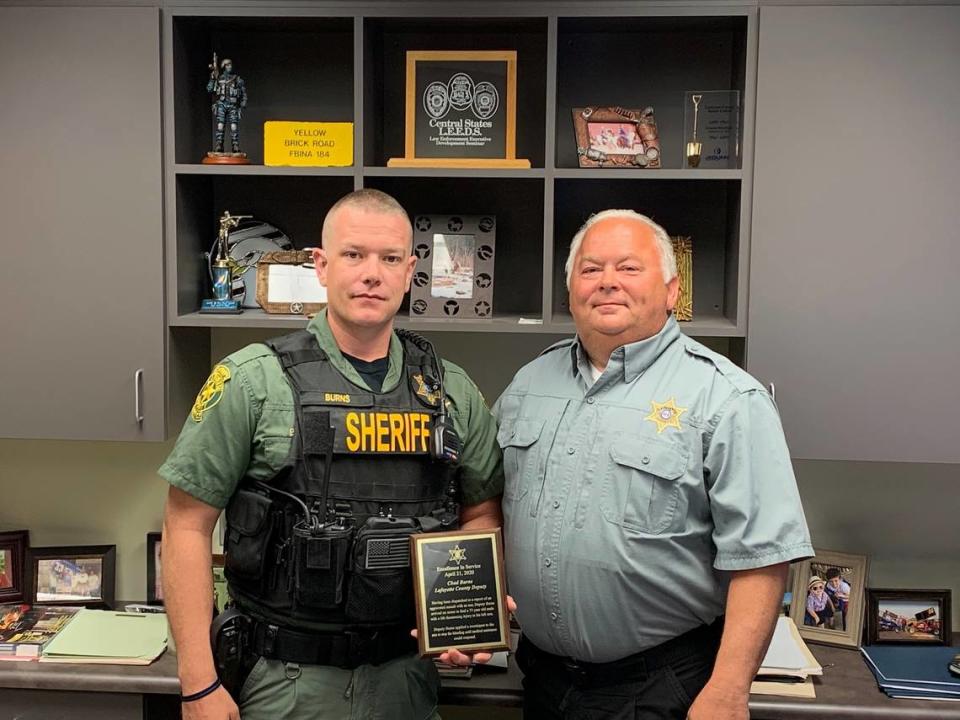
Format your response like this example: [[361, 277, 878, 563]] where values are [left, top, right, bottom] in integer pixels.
[[415, 60, 507, 159], [410, 529, 509, 656]]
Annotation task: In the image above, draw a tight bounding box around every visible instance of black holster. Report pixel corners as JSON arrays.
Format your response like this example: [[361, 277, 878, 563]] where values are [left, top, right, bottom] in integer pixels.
[[210, 608, 258, 698]]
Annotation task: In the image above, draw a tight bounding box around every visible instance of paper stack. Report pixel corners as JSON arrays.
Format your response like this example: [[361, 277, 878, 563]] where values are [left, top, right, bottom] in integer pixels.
[[40, 608, 168, 665], [750, 616, 823, 699], [861, 645, 960, 700]]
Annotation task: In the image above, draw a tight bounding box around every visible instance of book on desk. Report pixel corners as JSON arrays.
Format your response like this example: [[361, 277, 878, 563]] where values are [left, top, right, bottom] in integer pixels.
[[0, 604, 80, 660]]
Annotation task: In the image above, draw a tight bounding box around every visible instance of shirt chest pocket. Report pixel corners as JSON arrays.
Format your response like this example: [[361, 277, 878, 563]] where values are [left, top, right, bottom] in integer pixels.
[[600, 437, 688, 534], [496, 417, 544, 503]]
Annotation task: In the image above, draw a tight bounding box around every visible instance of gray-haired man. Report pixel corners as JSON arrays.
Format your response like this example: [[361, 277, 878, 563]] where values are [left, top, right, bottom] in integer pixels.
[[495, 209, 812, 719]]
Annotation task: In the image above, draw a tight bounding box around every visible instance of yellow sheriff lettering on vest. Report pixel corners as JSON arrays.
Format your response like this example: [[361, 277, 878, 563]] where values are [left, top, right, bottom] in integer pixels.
[[344, 412, 431, 452], [191, 365, 231, 422], [645, 397, 687, 434]]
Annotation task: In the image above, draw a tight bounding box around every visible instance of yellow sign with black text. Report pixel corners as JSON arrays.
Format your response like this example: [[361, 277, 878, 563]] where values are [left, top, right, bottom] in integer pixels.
[[264, 121, 353, 167]]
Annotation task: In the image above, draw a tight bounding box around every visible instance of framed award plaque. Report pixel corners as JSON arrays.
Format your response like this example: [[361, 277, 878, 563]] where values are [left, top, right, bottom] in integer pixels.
[[388, 51, 530, 169], [410, 528, 510, 656]]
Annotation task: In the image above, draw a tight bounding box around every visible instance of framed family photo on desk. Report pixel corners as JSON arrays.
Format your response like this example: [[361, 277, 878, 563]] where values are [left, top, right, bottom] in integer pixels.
[[27, 545, 116, 609], [0, 530, 29, 603], [866, 588, 952, 645], [789, 548, 868, 648]]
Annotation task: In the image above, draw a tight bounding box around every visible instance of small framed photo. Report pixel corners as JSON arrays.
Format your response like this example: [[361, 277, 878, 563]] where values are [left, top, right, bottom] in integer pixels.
[[572, 106, 661, 168], [0, 530, 29, 603], [212, 554, 229, 615], [409, 215, 495, 319], [146, 532, 163, 605], [789, 549, 868, 648], [866, 589, 952, 646], [28, 545, 116, 609]]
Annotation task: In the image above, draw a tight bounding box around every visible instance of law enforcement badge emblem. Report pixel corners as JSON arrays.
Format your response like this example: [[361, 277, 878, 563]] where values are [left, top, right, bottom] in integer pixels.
[[472, 81, 499, 120], [645, 397, 687, 434], [191, 365, 231, 422], [447, 72, 474, 110], [423, 81, 449, 120], [448, 543, 467, 565], [412, 373, 441, 407]]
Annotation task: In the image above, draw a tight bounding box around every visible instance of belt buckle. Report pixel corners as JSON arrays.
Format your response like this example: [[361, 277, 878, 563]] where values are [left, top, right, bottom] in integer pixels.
[[562, 658, 589, 685]]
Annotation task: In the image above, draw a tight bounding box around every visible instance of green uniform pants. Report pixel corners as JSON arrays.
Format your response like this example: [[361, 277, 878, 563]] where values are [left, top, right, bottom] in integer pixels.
[[237, 653, 442, 720]]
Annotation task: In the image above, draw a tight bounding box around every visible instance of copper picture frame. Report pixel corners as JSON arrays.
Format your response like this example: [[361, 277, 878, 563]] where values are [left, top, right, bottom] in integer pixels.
[[572, 106, 661, 168]]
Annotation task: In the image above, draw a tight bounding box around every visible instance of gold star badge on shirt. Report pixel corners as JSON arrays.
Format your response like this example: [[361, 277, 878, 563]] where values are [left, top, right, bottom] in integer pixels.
[[448, 544, 467, 565], [645, 397, 687, 434], [413, 373, 441, 406]]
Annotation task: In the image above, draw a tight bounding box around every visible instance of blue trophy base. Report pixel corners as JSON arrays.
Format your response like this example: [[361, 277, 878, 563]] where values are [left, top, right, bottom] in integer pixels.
[[200, 299, 243, 314]]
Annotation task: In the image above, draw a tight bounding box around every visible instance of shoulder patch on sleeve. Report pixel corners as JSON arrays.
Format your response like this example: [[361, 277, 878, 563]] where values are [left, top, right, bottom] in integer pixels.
[[683, 339, 764, 395], [539, 337, 576, 357], [191, 364, 232, 422]]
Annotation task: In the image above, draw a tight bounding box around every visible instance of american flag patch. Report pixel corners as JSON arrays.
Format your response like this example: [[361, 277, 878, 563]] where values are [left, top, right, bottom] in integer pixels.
[[364, 537, 411, 570]]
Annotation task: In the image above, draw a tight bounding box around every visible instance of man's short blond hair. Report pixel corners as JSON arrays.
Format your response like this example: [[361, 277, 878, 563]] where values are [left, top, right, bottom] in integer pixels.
[[564, 209, 677, 290], [321, 189, 413, 249]]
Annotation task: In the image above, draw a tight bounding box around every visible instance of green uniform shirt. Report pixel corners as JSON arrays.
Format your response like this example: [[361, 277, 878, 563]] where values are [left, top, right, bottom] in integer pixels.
[[494, 316, 813, 662], [160, 310, 504, 509]]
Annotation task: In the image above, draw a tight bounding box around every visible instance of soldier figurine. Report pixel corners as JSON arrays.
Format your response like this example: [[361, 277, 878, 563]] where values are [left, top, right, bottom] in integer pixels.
[[203, 54, 249, 164]]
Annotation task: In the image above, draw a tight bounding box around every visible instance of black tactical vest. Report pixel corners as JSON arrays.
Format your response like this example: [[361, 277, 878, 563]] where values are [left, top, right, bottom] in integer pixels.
[[223, 330, 458, 630]]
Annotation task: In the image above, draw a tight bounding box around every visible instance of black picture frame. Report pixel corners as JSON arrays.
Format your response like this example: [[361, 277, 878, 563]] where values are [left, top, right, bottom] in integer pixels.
[[27, 545, 116, 610], [146, 532, 163, 605], [0, 530, 29, 603], [409, 214, 496, 320], [866, 588, 952, 646]]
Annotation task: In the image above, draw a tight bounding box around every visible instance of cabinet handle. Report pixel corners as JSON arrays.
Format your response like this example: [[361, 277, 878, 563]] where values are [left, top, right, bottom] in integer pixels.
[[135, 368, 145, 424]]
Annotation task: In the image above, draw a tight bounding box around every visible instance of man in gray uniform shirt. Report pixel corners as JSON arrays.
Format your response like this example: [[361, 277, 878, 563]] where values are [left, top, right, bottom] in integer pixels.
[[494, 210, 812, 719]]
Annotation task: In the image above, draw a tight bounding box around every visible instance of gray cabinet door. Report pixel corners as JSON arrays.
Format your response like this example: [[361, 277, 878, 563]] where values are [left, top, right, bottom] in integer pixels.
[[0, 7, 165, 440], [748, 6, 960, 462]]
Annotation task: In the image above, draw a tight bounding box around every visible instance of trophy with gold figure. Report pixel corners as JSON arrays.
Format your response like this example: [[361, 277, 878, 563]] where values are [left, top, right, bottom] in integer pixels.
[[200, 211, 250, 314]]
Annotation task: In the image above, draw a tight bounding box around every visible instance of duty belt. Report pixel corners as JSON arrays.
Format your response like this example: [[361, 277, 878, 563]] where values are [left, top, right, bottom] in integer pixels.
[[247, 617, 417, 669]]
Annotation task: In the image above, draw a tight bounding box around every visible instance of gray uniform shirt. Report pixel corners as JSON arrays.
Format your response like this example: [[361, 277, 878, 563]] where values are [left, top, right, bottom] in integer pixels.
[[494, 317, 813, 662]]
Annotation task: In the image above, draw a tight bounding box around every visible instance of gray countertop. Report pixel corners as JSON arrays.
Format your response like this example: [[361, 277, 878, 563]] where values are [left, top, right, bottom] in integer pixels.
[[1, 641, 958, 718]]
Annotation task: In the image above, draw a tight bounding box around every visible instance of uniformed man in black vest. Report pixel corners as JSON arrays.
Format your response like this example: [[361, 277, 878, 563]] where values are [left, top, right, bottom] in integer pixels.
[[160, 189, 505, 720]]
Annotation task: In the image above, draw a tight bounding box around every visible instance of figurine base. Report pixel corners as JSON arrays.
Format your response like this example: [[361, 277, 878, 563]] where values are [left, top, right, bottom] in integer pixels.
[[200, 299, 243, 314], [202, 152, 250, 165]]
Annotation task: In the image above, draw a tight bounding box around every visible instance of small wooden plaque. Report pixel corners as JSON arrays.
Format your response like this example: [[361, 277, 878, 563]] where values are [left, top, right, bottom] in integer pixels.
[[255, 250, 327, 315], [410, 528, 510, 657], [388, 51, 530, 169]]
